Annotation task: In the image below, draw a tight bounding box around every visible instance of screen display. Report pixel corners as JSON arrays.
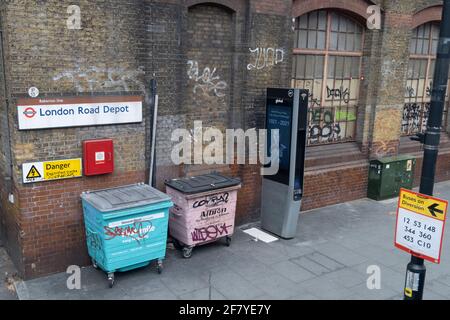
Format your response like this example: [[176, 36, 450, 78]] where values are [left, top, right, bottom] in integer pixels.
[[266, 104, 292, 185]]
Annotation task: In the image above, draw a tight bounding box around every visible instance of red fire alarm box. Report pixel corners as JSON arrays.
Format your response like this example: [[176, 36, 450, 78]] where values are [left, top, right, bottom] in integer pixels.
[[83, 139, 114, 176]]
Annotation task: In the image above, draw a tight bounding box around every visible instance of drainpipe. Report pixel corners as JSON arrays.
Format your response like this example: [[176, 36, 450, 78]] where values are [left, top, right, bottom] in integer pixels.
[[0, 25, 14, 202], [149, 77, 158, 188]]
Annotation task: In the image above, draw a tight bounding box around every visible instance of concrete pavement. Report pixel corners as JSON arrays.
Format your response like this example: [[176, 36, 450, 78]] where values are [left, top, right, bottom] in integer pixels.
[[5, 180, 450, 300], [0, 241, 19, 300]]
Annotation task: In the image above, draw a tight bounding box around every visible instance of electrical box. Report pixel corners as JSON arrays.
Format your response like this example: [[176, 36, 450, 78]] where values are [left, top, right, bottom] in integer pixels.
[[83, 139, 114, 176], [367, 155, 416, 201]]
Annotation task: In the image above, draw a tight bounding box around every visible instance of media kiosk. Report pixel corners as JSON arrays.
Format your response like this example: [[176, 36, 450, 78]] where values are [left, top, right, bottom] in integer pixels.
[[261, 88, 308, 239]]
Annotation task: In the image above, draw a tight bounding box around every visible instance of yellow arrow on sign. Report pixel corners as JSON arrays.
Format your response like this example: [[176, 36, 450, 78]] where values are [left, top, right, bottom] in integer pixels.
[[399, 189, 448, 221]]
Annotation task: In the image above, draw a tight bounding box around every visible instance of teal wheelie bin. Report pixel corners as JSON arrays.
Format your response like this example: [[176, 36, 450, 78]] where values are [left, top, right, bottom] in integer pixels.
[[81, 183, 173, 288]]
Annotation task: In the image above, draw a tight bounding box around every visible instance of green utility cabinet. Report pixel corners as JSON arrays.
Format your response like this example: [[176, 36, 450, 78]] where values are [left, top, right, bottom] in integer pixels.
[[367, 155, 416, 201]]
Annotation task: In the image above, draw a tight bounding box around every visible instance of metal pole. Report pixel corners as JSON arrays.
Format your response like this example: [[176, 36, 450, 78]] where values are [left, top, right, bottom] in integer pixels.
[[405, 0, 450, 300], [149, 78, 158, 188]]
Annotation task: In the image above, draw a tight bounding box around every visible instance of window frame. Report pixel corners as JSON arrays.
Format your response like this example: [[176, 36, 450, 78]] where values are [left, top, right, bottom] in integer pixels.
[[292, 10, 365, 146], [403, 21, 449, 136]]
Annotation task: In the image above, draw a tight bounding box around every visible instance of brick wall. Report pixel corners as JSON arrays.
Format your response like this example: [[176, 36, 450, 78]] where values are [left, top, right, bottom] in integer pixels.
[[302, 161, 369, 211], [1, 0, 450, 279], [0, 0, 295, 279], [18, 171, 146, 277], [413, 150, 450, 187]]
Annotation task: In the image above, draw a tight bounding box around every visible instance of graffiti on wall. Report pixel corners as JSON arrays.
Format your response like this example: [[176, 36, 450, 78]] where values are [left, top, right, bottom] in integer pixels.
[[309, 108, 343, 144], [405, 86, 415, 98], [53, 66, 148, 102], [247, 47, 285, 70], [326, 85, 350, 104], [187, 60, 227, 97], [405, 85, 432, 98], [401, 102, 429, 134], [374, 140, 397, 158], [308, 92, 321, 107]]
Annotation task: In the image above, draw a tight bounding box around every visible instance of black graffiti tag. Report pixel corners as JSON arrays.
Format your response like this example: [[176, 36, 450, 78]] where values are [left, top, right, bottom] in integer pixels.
[[402, 102, 429, 134], [191, 223, 233, 242], [308, 92, 321, 107], [308, 109, 342, 142], [326, 85, 350, 103], [193, 193, 229, 209], [406, 86, 415, 98]]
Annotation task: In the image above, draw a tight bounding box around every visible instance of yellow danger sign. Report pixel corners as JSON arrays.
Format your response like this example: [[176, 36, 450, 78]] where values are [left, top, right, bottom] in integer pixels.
[[399, 189, 448, 221], [22, 159, 82, 184], [26, 165, 42, 179], [43, 159, 82, 180]]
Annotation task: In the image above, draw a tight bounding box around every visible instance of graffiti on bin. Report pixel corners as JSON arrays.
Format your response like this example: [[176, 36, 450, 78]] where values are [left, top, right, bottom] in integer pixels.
[[87, 231, 103, 251], [193, 192, 230, 209], [191, 223, 233, 242], [86, 231, 105, 265], [201, 207, 228, 220], [104, 222, 155, 244]]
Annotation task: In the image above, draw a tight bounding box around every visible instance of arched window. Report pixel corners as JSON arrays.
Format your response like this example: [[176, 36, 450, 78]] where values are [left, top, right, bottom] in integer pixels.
[[403, 22, 449, 136], [292, 10, 364, 146]]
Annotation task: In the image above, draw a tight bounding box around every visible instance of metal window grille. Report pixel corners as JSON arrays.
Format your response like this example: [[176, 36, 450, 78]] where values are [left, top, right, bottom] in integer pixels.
[[292, 10, 364, 145], [403, 22, 449, 136]]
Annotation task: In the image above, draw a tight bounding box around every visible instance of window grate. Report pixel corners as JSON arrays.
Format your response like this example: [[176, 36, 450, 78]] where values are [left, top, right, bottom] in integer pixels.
[[292, 10, 363, 146]]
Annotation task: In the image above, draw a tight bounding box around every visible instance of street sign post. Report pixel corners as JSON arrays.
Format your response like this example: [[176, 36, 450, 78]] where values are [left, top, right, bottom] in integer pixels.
[[395, 189, 448, 264], [404, 0, 450, 300]]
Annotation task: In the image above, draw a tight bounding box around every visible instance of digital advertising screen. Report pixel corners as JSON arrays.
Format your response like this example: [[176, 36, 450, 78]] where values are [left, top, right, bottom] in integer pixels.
[[266, 103, 293, 185]]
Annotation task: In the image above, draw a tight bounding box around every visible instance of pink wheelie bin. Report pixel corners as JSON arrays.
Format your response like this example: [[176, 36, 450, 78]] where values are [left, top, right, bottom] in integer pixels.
[[165, 173, 241, 258]]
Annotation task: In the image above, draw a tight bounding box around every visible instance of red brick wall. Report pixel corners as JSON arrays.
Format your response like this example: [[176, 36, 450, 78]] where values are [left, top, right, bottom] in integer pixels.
[[0, 184, 23, 275], [2, 0, 449, 281], [232, 164, 263, 224], [385, 12, 413, 28], [292, 0, 371, 20], [412, 5, 443, 28], [186, 0, 245, 13], [413, 150, 450, 188], [368, 139, 401, 159], [18, 171, 146, 279], [302, 161, 369, 211], [253, 0, 291, 16]]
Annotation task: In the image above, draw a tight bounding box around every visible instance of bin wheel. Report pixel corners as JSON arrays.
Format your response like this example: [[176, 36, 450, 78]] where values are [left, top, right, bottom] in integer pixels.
[[92, 259, 98, 269], [107, 273, 115, 288], [157, 261, 163, 274], [182, 247, 193, 259], [172, 238, 183, 250], [225, 236, 232, 247]]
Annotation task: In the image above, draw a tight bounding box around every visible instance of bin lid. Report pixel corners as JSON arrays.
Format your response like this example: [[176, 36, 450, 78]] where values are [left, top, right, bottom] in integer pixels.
[[165, 173, 241, 194], [370, 155, 416, 164], [81, 183, 172, 212]]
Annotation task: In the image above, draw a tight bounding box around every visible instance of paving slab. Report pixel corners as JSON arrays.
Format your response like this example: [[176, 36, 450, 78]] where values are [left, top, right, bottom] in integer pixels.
[[6, 180, 450, 300], [178, 287, 227, 300], [297, 277, 354, 300], [0, 246, 18, 300], [270, 260, 316, 283], [206, 266, 266, 300]]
